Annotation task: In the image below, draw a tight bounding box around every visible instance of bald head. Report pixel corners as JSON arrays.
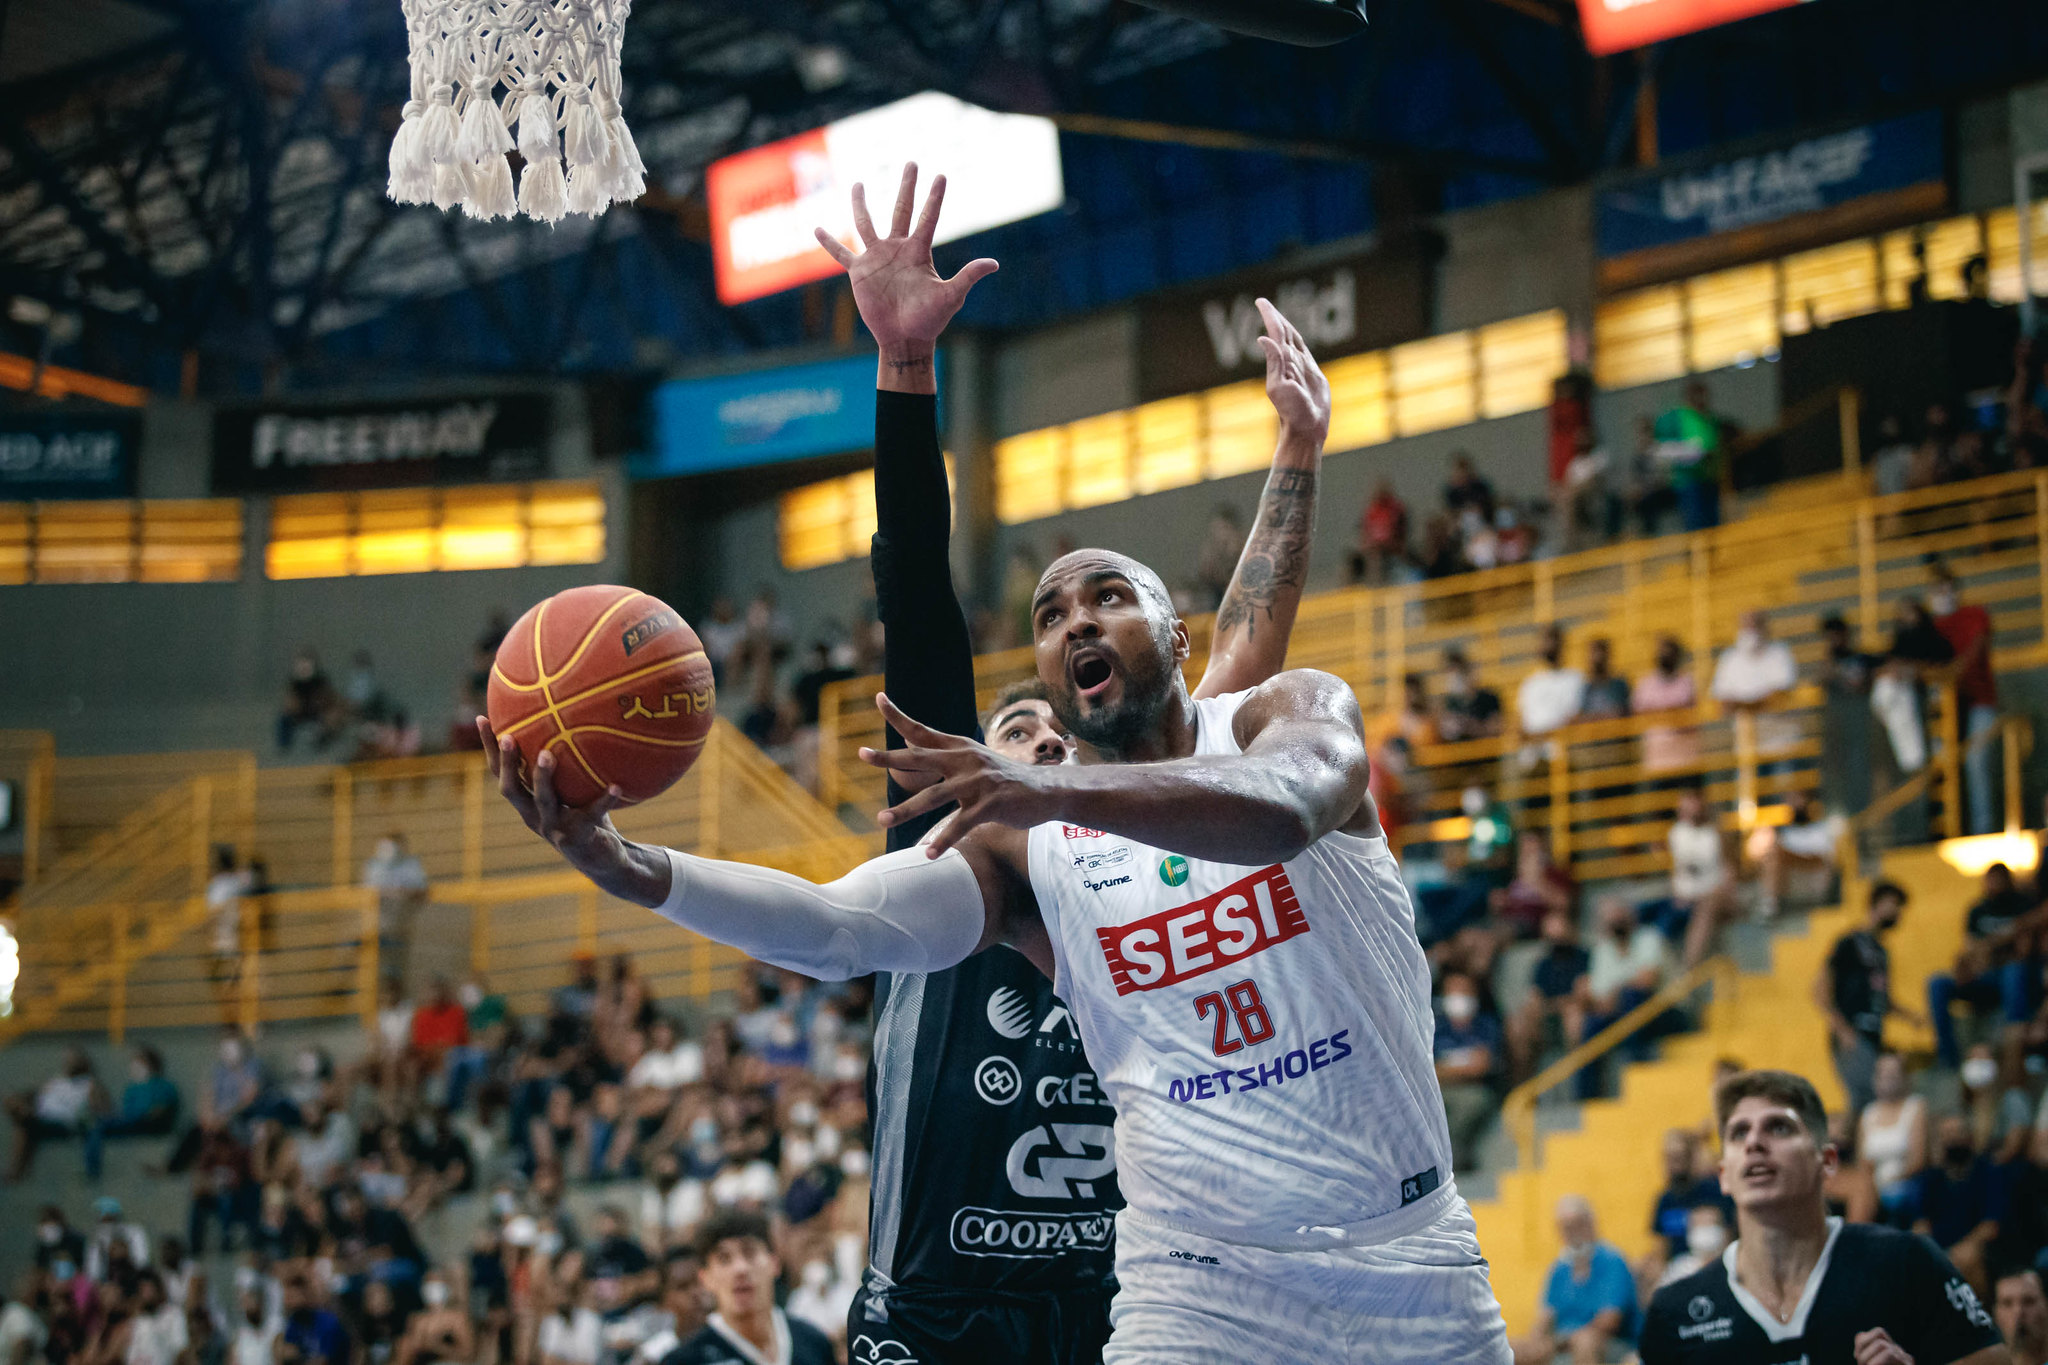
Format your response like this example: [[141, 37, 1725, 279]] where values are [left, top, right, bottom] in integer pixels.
[[1033, 549, 1175, 626]]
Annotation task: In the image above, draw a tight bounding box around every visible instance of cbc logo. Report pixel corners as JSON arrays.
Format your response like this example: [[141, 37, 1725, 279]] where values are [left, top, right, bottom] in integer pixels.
[[974, 1055, 1023, 1105]]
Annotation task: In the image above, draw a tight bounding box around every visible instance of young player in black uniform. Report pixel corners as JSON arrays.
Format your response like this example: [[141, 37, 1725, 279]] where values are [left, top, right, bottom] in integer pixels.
[[812, 166, 1329, 1365], [661, 1211, 834, 1365], [1640, 1069, 2008, 1365]]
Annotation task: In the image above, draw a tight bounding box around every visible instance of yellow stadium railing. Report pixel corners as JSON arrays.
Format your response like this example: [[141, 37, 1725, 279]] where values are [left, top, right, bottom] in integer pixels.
[[1492, 710, 2033, 1270], [0, 721, 879, 1043], [821, 467, 2048, 879]]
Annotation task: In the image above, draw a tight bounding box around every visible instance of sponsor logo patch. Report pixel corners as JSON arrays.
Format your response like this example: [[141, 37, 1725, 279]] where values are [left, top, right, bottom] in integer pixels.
[[973, 1055, 1022, 1105], [1167, 1249, 1220, 1265], [1062, 824, 1108, 840], [1072, 847, 1132, 872], [1166, 1029, 1353, 1104], [1399, 1166, 1441, 1206], [985, 987, 1034, 1040], [1157, 854, 1189, 887], [1083, 873, 1132, 893], [850, 1338, 922, 1365], [1098, 865, 1307, 995], [1005, 1123, 1115, 1200], [619, 609, 680, 656], [948, 1207, 1115, 1259]]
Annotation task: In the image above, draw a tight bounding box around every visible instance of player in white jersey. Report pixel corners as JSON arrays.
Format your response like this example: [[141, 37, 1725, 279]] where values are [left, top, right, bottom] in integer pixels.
[[482, 533, 1511, 1360]]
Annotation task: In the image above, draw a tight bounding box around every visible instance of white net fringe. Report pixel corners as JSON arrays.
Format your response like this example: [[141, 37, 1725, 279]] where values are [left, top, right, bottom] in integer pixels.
[[388, 0, 645, 223]]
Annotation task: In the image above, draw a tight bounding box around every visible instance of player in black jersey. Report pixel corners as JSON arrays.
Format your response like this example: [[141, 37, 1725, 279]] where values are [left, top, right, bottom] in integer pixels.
[[1641, 1069, 2008, 1365], [814, 165, 1328, 1365], [660, 1212, 834, 1365]]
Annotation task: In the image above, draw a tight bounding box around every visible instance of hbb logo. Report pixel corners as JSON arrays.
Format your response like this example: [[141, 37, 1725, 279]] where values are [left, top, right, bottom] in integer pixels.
[[1095, 866, 1307, 996]]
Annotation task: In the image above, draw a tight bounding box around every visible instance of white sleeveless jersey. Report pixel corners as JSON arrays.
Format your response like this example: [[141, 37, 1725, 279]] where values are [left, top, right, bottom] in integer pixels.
[[1025, 688, 1453, 1247]]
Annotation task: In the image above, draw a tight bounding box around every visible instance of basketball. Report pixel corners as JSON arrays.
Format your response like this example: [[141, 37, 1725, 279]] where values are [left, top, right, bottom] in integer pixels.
[[486, 585, 716, 807]]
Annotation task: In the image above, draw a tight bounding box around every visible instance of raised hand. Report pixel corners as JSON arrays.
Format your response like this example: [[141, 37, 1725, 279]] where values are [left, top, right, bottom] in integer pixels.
[[813, 163, 999, 364], [857, 693, 1058, 856], [1255, 297, 1332, 446]]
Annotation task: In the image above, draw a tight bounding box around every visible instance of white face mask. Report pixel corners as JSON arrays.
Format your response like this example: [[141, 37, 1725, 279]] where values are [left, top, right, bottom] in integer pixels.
[[536, 1231, 564, 1258], [833, 1052, 864, 1083], [1444, 994, 1479, 1025], [221, 1040, 245, 1066], [1685, 1224, 1727, 1259], [422, 1282, 450, 1308], [129, 1062, 150, 1083], [1932, 590, 1958, 616], [1963, 1057, 1999, 1089], [1461, 788, 1488, 818], [458, 984, 483, 1009], [788, 1100, 820, 1129], [374, 840, 398, 862], [840, 1148, 870, 1178], [1737, 629, 1762, 651]]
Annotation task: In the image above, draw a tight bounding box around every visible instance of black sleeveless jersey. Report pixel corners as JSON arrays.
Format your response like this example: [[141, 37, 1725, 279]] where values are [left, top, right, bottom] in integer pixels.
[[861, 947, 1121, 1298]]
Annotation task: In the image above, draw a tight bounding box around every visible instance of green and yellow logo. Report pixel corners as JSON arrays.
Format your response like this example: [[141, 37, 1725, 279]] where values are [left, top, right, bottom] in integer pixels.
[[1158, 855, 1189, 887]]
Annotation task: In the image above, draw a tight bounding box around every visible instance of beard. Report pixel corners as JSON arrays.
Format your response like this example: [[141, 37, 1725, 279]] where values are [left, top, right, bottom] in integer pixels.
[[1048, 627, 1175, 756]]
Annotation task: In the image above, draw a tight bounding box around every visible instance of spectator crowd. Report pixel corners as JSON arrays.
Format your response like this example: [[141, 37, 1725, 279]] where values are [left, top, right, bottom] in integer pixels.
[[1, 954, 876, 1365]]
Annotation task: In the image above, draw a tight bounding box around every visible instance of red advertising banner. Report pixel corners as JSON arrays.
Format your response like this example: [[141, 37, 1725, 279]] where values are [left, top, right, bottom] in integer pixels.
[[1576, 0, 1803, 55]]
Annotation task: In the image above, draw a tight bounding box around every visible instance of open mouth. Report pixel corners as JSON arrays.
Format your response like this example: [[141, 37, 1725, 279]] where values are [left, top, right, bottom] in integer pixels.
[[1070, 649, 1115, 699]]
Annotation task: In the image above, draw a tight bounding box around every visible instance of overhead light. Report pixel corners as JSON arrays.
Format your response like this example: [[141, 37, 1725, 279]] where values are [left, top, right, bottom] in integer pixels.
[[1937, 831, 2041, 878], [8, 297, 52, 327]]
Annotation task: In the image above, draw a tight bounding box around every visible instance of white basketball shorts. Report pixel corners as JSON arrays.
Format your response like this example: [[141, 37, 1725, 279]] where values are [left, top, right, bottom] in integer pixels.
[[1102, 1195, 1512, 1364]]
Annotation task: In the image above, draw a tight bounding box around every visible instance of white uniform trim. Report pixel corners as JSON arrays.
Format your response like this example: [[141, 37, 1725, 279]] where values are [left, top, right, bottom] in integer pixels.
[[1721, 1217, 1845, 1342], [704, 1310, 792, 1365], [863, 970, 926, 1284]]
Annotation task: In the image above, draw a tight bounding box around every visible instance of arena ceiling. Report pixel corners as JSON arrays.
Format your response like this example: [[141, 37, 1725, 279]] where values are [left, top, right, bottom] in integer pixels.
[[0, 0, 2042, 394]]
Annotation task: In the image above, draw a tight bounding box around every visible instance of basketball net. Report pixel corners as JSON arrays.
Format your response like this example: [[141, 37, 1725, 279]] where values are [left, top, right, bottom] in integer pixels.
[[387, 0, 646, 223]]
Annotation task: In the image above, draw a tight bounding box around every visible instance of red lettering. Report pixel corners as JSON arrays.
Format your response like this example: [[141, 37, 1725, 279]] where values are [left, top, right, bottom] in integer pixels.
[[1097, 867, 1307, 995], [1062, 825, 1109, 840]]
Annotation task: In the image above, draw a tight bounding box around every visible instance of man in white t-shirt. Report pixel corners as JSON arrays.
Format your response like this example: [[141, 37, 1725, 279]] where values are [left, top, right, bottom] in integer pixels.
[[125, 1272, 188, 1365], [639, 1150, 708, 1252], [0, 1287, 49, 1365], [1518, 623, 1587, 739], [1711, 610, 1801, 757], [1578, 898, 1675, 1099], [1747, 792, 1844, 920], [7, 1048, 103, 1181], [1655, 785, 1739, 968]]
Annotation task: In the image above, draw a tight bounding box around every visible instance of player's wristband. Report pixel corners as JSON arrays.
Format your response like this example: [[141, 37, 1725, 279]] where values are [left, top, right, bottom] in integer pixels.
[[654, 844, 986, 981]]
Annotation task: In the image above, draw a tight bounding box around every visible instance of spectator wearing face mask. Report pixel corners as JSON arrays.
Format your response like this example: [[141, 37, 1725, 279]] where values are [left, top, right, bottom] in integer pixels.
[[33, 1206, 85, 1271], [1517, 624, 1586, 742], [1631, 636, 1697, 774], [125, 1271, 186, 1365], [279, 1277, 348, 1365], [1578, 897, 1674, 1098], [1642, 785, 1738, 969], [1510, 1196, 1637, 1365], [442, 976, 507, 1113], [1909, 1114, 2006, 1294], [1817, 881, 1919, 1118], [1956, 1042, 2032, 1164], [1928, 862, 2044, 1070], [1653, 1205, 1730, 1290], [1746, 792, 1845, 922], [1818, 614, 1880, 813], [392, 1273, 469, 1365], [1646, 1130, 1733, 1275], [362, 834, 428, 973], [1577, 638, 1630, 721], [1433, 972, 1502, 1173], [1436, 648, 1503, 742], [1710, 611, 1800, 769], [83, 1046, 179, 1181]]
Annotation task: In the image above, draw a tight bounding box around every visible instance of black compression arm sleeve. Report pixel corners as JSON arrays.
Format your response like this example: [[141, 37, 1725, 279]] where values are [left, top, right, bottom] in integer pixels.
[[872, 389, 980, 852]]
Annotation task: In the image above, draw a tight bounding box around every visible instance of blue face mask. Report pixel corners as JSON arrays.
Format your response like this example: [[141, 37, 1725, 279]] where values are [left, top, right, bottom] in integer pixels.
[[53, 1261, 76, 1281]]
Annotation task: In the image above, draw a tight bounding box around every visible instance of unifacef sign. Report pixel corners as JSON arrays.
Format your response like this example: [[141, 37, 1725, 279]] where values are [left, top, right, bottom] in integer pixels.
[[707, 91, 1064, 305]]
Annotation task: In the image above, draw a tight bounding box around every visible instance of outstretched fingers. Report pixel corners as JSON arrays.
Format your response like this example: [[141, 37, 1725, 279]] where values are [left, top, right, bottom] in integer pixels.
[[911, 172, 946, 244], [875, 692, 950, 747], [813, 227, 856, 267], [850, 181, 878, 247], [877, 779, 961, 831], [890, 162, 919, 238], [947, 257, 1000, 298]]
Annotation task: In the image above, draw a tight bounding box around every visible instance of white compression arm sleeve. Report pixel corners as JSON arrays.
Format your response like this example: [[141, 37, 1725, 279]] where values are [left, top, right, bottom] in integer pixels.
[[652, 844, 987, 981]]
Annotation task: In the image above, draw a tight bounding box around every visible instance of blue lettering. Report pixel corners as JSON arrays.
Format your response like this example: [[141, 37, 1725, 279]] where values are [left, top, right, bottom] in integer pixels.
[[1168, 1078, 1191, 1104], [1329, 1029, 1353, 1062], [1283, 1050, 1308, 1078], [1310, 1039, 1331, 1071], [1257, 1057, 1285, 1088], [1193, 1075, 1216, 1100], [1211, 1070, 1234, 1094], [1235, 1067, 1258, 1092]]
